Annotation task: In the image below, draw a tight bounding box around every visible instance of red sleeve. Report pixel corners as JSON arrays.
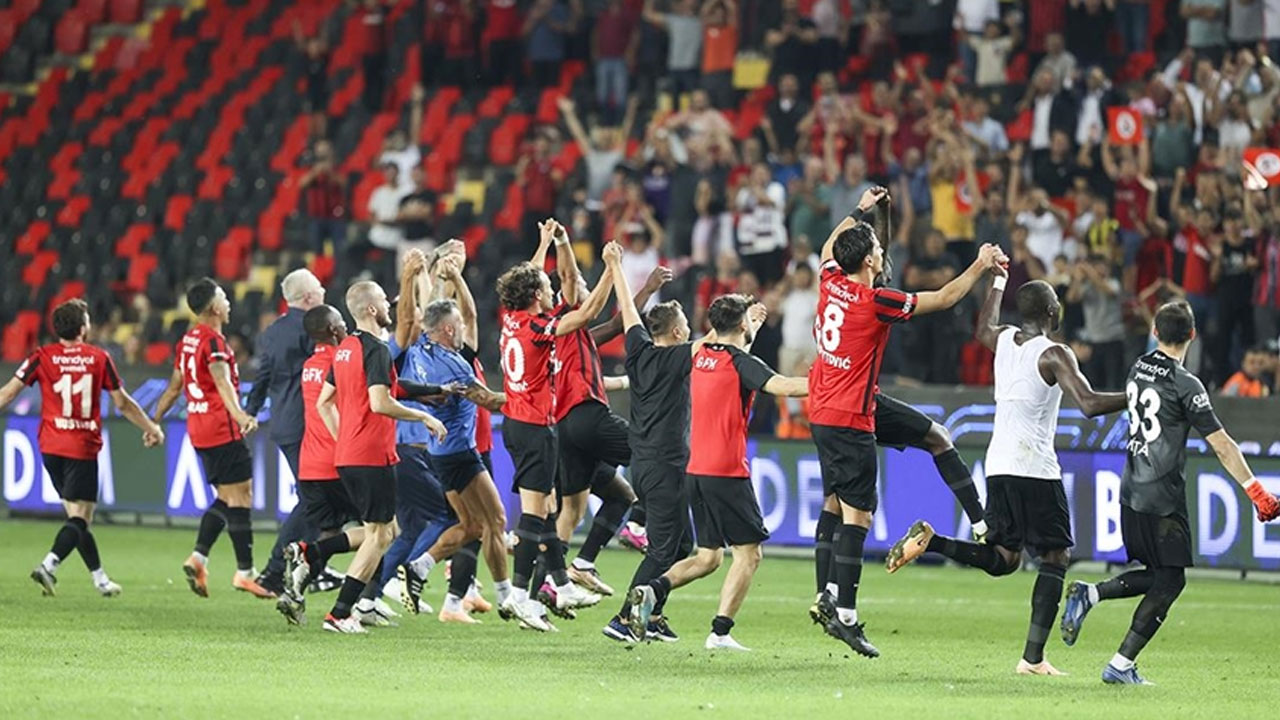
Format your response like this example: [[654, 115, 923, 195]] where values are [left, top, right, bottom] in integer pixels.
[[101, 353, 122, 392], [14, 351, 40, 386], [207, 335, 232, 363], [873, 287, 917, 325], [527, 312, 562, 343], [820, 259, 843, 281]]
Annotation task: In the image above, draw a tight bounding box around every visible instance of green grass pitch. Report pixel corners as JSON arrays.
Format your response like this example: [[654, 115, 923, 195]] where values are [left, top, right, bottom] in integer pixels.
[[1, 519, 1275, 718]]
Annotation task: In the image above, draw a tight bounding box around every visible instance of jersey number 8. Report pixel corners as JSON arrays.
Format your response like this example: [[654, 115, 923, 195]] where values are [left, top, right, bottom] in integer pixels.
[[1126, 381, 1162, 442], [818, 302, 844, 352]]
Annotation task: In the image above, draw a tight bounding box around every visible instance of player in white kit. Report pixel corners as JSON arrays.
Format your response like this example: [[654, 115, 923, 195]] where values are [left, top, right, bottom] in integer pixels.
[[883, 274, 1126, 676]]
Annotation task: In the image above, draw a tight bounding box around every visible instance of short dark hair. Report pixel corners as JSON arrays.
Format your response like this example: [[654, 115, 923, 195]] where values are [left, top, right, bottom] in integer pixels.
[[303, 305, 342, 342], [186, 278, 220, 315], [831, 222, 876, 274], [496, 262, 544, 311], [51, 299, 89, 340], [707, 294, 751, 334], [1154, 300, 1195, 346], [422, 299, 459, 332], [1014, 280, 1057, 322], [644, 300, 684, 336]]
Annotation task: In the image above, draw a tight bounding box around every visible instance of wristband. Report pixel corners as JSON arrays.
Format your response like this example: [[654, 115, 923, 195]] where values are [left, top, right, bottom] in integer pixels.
[[992, 275, 1007, 291], [848, 207, 868, 223]]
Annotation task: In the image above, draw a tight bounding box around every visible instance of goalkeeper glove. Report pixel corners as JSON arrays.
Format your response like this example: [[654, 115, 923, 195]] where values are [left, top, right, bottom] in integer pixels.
[[1245, 479, 1280, 522]]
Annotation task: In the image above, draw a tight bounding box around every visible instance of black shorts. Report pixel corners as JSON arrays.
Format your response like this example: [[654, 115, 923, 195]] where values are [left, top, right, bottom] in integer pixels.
[[812, 424, 879, 512], [297, 479, 361, 532], [502, 418, 557, 494], [1122, 506, 1193, 568], [688, 474, 769, 549], [557, 401, 631, 496], [632, 460, 693, 567], [428, 449, 487, 493], [196, 440, 253, 486], [480, 450, 492, 476], [985, 475, 1073, 554], [42, 455, 98, 503], [874, 394, 933, 450], [337, 465, 397, 524]]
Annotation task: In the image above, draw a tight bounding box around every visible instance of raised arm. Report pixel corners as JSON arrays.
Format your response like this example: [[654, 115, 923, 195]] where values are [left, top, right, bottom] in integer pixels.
[[438, 254, 478, 350], [642, 0, 667, 27], [531, 217, 555, 270], [820, 186, 888, 263], [210, 360, 257, 435], [408, 84, 424, 147], [153, 366, 184, 422], [608, 243, 644, 332], [555, 260, 617, 336], [1039, 345, 1126, 417], [552, 220, 582, 307], [975, 265, 1011, 351], [592, 265, 672, 344], [914, 244, 1005, 315], [110, 388, 165, 447], [557, 97, 593, 156], [396, 250, 428, 351]]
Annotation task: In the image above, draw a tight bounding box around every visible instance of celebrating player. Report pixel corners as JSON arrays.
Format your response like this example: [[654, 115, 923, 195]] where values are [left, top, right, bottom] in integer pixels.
[[1059, 301, 1280, 684], [808, 188, 1007, 658], [493, 238, 621, 630], [154, 279, 273, 599], [886, 276, 1126, 675], [315, 281, 447, 633], [627, 293, 808, 651], [0, 300, 164, 597]]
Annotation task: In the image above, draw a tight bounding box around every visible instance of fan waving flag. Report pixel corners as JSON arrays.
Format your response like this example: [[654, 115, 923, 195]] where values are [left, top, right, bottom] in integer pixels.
[[1107, 107, 1143, 145], [1243, 148, 1280, 189], [955, 169, 990, 214]]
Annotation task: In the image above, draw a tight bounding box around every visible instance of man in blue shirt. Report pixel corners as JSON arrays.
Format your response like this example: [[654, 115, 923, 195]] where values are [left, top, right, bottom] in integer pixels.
[[245, 269, 326, 594]]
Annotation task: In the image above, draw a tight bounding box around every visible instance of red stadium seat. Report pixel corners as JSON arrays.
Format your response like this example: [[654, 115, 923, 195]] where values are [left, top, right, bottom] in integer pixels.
[[125, 253, 158, 292], [0, 12, 16, 56], [144, 342, 172, 366], [78, 0, 109, 24], [55, 196, 91, 226], [56, 12, 91, 56], [2, 312, 42, 362], [109, 0, 142, 24], [22, 252, 60, 289], [16, 221, 52, 255], [48, 282, 88, 316]]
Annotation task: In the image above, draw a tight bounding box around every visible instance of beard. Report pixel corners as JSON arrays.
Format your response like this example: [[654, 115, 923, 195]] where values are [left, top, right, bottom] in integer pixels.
[[744, 327, 755, 345], [376, 310, 393, 330]]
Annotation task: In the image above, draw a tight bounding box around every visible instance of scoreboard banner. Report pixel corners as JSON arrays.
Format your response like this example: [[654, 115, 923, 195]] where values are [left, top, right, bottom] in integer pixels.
[[4, 417, 1279, 571]]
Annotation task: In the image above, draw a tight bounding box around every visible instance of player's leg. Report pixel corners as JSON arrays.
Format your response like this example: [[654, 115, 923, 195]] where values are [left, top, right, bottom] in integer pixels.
[[71, 500, 118, 596], [1010, 478, 1074, 675], [216, 478, 272, 597], [31, 457, 97, 596], [496, 421, 559, 631], [626, 475, 724, 629], [699, 475, 769, 650], [706, 542, 762, 651], [1061, 569, 1154, 646], [325, 467, 397, 634], [608, 462, 686, 642], [259, 441, 313, 594], [1104, 567, 1185, 684], [570, 468, 634, 595], [886, 473, 1022, 576], [1018, 548, 1069, 676], [811, 493, 840, 620]]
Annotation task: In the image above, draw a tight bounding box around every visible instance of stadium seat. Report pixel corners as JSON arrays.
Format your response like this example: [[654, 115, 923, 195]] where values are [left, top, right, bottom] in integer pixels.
[[109, 0, 141, 24], [2, 311, 42, 362], [55, 11, 90, 56]]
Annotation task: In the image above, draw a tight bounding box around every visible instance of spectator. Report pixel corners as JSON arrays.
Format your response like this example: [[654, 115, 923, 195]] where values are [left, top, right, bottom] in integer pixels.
[[619, 208, 666, 311], [961, 95, 1010, 158], [967, 19, 1018, 88], [857, 2, 897, 80], [954, 0, 999, 83], [927, 131, 980, 266], [380, 85, 424, 190], [788, 234, 821, 274], [594, 0, 638, 125], [1183, 0, 1228, 64], [1116, 0, 1150, 55], [1032, 130, 1081, 197], [1018, 70, 1074, 153], [362, 162, 410, 281], [1081, 196, 1120, 260], [1220, 347, 1272, 396], [300, 140, 348, 256], [293, 19, 330, 138], [761, 73, 809, 155], [700, 0, 738, 109], [1150, 91, 1195, 180], [641, 128, 679, 223], [694, 250, 740, 332], [1170, 169, 1219, 340], [1065, 0, 1115, 72], [558, 96, 637, 207], [1212, 207, 1259, 384], [811, 0, 846, 75], [643, 0, 704, 108], [1134, 219, 1174, 301], [428, 0, 478, 88], [1212, 91, 1257, 179], [515, 128, 563, 246], [1000, 226, 1048, 322], [525, 0, 578, 88], [974, 187, 1012, 255], [778, 262, 818, 377], [1068, 255, 1127, 389], [1033, 33, 1077, 89], [485, 0, 524, 85], [1251, 188, 1280, 343], [823, 128, 874, 231], [765, 0, 819, 89], [691, 178, 734, 264], [736, 162, 789, 285], [904, 230, 962, 384], [1013, 149, 1073, 270], [1099, 139, 1156, 264], [787, 156, 832, 250], [1073, 68, 1113, 150], [663, 88, 733, 151], [358, 0, 389, 112], [1228, 0, 1265, 50], [398, 167, 438, 269]]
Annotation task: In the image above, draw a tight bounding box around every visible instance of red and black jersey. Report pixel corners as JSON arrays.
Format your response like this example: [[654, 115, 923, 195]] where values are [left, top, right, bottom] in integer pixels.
[[329, 330, 399, 468], [553, 304, 608, 422], [498, 307, 564, 426], [298, 344, 338, 481], [687, 344, 776, 478], [176, 323, 243, 449], [809, 260, 915, 431], [15, 342, 121, 460], [467, 349, 493, 454]]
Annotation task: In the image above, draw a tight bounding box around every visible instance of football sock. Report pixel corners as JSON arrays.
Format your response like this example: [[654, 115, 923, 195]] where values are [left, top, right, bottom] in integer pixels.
[[1109, 653, 1135, 671], [835, 523, 868, 616], [934, 448, 984, 524], [49, 517, 87, 568], [512, 514, 543, 592], [579, 497, 629, 563], [1097, 569, 1154, 601], [541, 521, 570, 587], [194, 499, 229, 556], [444, 592, 464, 614], [825, 527, 841, 587], [409, 549, 437, 580], [814, 510, 840, 594], [650, 575, 673, 606], [331, 576, 367, 619], [77, 526, 102, 572], [313, 534, 351, 565], [91, 568, 109, 586], [493, 579, 513, 605], [1118, 568, 1185, 663], [629, 502, 647, 527], [1023, 563, 1066, 664], [837, 607, 858, 625], [926, 535, 1018, 576], [572, 557, 595, 570], [224, 507, 255, 572], [358, 560, 383, 600], [449, 541, 479, 599], [711, 615, 734, 636]]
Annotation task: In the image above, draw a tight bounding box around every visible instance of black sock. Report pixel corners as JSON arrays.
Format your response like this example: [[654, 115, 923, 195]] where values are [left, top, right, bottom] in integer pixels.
[[1023, 563, 1066, 664], [512, 513, 543, 591], [628, 502, 646, 527], [542, 527, 570, 586], [814, 510, 840, 594], [314, 533, 351, 565], [77, 527, 102, 572], [835, 524, 868, 610], [926, 535, 1018, 576], [1097, 569, 1154, 600], [50, 517, 87, 563], [650, 575, 672, 606], [579, 499, 628, 563], [450, 540, 480, 598], [711, 614, 734, 636], [225, 507, 254, 572], [1118, 568, 1185, 662], [331, 576, 368, 619], [934, 448, 984, 524], [194, 499, 228, 556], [825, 527, 841, 587]]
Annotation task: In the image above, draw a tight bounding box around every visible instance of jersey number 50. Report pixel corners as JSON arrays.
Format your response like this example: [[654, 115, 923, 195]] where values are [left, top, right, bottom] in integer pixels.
[[1126, 381, 1161, 442], [502, 337, 525, 383]]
